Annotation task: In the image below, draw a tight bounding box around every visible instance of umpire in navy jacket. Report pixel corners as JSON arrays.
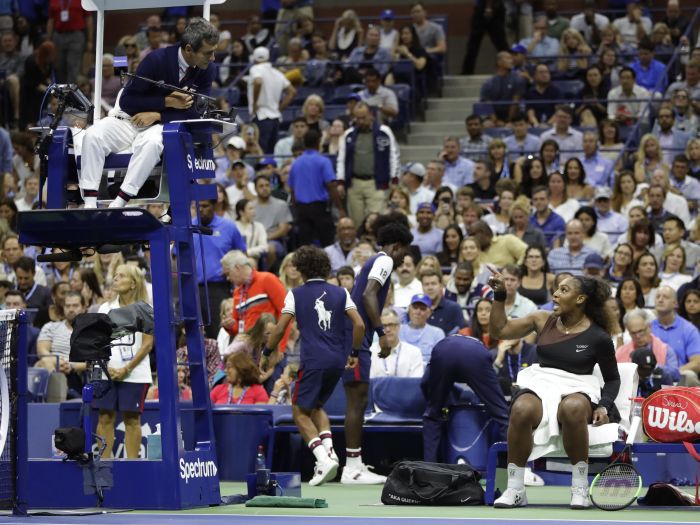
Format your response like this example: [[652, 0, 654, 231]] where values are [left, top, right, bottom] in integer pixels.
[[79, 18, 218, 209]]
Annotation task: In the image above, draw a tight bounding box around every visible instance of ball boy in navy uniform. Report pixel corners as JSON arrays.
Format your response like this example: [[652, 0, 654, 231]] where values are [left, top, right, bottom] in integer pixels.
[[263, 246, 365, 486], [341, 215, 414, 484]]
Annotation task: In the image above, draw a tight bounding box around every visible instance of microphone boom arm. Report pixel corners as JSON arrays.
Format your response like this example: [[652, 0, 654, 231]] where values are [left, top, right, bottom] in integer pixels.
[[120, 71, 218, 115]]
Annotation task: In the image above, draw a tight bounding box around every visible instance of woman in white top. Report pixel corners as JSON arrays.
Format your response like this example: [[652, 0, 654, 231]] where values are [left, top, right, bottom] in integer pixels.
[[548, 171, 580, 223], [94, 264, 153, 459], [611, 171, 643, 219], [484, 187, 515, 235], [659, 245, 692, 292], [234, 199, 268, 263]]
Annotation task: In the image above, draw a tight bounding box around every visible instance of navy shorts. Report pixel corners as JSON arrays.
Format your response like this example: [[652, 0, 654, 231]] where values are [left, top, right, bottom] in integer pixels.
[[293, 368, 343, 411], [91, 381, 149, 414], [342, 350, 370, 385]]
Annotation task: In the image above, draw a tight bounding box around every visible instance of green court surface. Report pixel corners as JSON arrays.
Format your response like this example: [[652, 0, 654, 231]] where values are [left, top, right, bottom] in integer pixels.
[[167, 482, 700, 521]]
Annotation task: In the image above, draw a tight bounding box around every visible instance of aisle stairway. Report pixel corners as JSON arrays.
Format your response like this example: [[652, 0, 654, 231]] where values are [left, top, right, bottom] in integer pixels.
[[400, 75, 489, 164]]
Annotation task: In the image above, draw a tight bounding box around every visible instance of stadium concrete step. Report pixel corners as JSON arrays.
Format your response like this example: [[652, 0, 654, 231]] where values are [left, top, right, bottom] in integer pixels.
[[411, 121, 466, 135], [400, 75, 487, 163]]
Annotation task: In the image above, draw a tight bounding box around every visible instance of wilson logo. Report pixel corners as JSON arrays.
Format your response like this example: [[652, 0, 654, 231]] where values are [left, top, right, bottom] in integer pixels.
[[646, 406, 700, 434]]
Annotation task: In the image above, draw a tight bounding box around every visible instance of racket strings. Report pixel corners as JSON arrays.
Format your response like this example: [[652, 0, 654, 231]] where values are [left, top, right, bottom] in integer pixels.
[[590, 463, 642, 510]]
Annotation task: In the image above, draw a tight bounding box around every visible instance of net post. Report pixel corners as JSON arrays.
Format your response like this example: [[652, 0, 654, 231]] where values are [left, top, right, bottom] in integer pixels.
[[13, 309, 28, 516]]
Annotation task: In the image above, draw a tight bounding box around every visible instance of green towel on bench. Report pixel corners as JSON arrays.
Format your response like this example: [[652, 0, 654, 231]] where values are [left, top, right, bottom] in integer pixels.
[[245, 496, 328, 508]]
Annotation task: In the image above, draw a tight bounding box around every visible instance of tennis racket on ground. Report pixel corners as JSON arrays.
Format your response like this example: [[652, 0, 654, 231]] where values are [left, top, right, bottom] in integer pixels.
[[589, 415, 643, 511]]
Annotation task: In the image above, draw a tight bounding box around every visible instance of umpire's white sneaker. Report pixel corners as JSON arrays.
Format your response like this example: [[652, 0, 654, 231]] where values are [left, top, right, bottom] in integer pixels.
[[524, 467, 545, 486], [570, 486, 591, 509], [493, 488, 528, 508], [309, 457, 339, 486], [341, 464, 387, 484]]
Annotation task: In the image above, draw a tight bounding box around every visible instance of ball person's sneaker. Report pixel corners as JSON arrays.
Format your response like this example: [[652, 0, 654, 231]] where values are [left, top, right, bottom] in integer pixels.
[[493, 488, 528, 508], [340, 463, 387, 484], [309, 456, 339, 486], [570, 486, 591, 509]]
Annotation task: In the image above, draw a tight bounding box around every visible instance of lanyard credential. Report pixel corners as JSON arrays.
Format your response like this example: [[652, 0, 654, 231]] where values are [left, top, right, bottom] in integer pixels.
[[382, 344, 401, 376], [228, 384, 249, 405]]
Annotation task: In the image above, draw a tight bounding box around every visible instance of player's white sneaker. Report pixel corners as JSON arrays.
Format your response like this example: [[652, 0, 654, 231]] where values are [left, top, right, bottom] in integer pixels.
[[524, 467, 545, 486], [493, 488, 528, 508], [329, 448, 339, 464], [340, 464, 387, 484], [570, 486, 591, 509], [309, 457, 339, 486]]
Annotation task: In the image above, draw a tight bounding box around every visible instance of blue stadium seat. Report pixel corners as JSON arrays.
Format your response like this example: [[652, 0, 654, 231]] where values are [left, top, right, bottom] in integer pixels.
[[331, 84, 364, 104], [552, 79, 584, 99], [366, 377, 425, 424], [28, 367, 49, 402], [483, 127, 512, 138], [325, 104, 347, 121], [389, 83, 413, 138], [473, 102, 494, 117], [291, 86, 325, 106]]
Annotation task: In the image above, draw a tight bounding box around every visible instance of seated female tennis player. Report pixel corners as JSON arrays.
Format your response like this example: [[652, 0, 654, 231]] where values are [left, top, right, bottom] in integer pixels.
[[488, 270, 620, 509]]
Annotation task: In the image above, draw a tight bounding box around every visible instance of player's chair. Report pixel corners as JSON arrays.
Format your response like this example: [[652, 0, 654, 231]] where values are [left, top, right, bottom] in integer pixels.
[[484, 362, 639, 505]]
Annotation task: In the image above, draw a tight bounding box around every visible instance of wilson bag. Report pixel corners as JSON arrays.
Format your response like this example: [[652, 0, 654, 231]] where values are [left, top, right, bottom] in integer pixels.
[[642, 387, 700, 444], [381, 461, 484, 506]]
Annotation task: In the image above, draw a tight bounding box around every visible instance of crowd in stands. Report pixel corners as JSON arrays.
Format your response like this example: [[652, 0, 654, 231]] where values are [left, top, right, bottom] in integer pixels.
[[3, 0, 700, 414]]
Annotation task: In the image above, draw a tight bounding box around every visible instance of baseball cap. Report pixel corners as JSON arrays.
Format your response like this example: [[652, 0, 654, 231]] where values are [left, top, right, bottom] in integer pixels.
[[630, 347, 657, 369], [347, 92, 362, 102], [252, 46, 269, 63], [594, 186, 612, 200], [416, 202, 435, 213], [231, 159, 247, 169], [410, 293, 432, 308], [380, 9, 395, 20], [226, 136, 246, 150], [583, 253, 605, 269], [255, 157, 277, 170], [510, 44, 527, 55], [404, 162, 426, 178]]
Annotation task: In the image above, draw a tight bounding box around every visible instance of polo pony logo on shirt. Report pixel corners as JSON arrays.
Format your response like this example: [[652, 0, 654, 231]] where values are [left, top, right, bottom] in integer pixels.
[[315, 291, 332, 331]]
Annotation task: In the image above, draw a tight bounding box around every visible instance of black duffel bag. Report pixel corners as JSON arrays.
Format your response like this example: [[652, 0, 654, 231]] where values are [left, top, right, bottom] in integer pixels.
[[381, 461, 484, 506]]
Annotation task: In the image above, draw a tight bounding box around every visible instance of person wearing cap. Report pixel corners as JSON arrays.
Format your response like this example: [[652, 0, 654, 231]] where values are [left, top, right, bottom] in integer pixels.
[[612, 0, 652, 48], [336, 101, 400, 227], [547, 219, 596, 276], [225, 159, 257, 211], [616, 308, 680, 383], [459, 115, 492, 162], [525, 63, 562, 128], [79, 18, 219, 209], [582, 253, 605, 278], [420, 269, 466, 336], [274, 117, 309, 167], [378, 10, 398, 52], [399, 293, 446, 363], [369, 308, 424, 378], [402, 162, 435, 214], [216, 135, 250, 187], [651, 286, 700, 386], [410, 203, 443, 256], [593, 186, 628, 245], [631, 347, 674, 397], [570, 0, 610, 47], [247, 46, 297, 154], [461, 0, 508, 76]]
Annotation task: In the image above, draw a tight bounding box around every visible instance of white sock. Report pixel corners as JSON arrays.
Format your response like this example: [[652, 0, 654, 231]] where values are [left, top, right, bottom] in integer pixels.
[[319, 430, 334, 456], [506, 463, 525, 491], [308, 438, 328, 463], [83, 196, 97, 208], [109, 196, 128, 208], [346, 447, 362, 469], [571, 461, 588, 489]]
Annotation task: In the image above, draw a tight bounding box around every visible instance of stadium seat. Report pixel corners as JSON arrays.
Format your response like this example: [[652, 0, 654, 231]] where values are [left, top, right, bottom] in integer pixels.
[[483, 127, 512, 139], [331, 84, 364, 104], [366, 377, 424, 424], [27, 367, 50, 402], [473, 102, 494, 118], [325, 104, 347, 121], [290, 86, 326, 106], [389, 83, 413, 139], [552, 79, 584, 99]]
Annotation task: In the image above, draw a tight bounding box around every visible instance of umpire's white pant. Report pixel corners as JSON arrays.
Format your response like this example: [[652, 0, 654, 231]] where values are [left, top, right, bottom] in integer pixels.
[[79, 116, 164, 197]]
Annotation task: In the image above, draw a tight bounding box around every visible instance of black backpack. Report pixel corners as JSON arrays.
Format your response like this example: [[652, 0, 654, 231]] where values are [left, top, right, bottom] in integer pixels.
[[381, 461, 484, 506]]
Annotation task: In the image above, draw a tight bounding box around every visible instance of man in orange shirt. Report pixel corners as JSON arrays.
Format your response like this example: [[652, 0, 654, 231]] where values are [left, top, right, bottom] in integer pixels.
[[221, 250, 289, 352]]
